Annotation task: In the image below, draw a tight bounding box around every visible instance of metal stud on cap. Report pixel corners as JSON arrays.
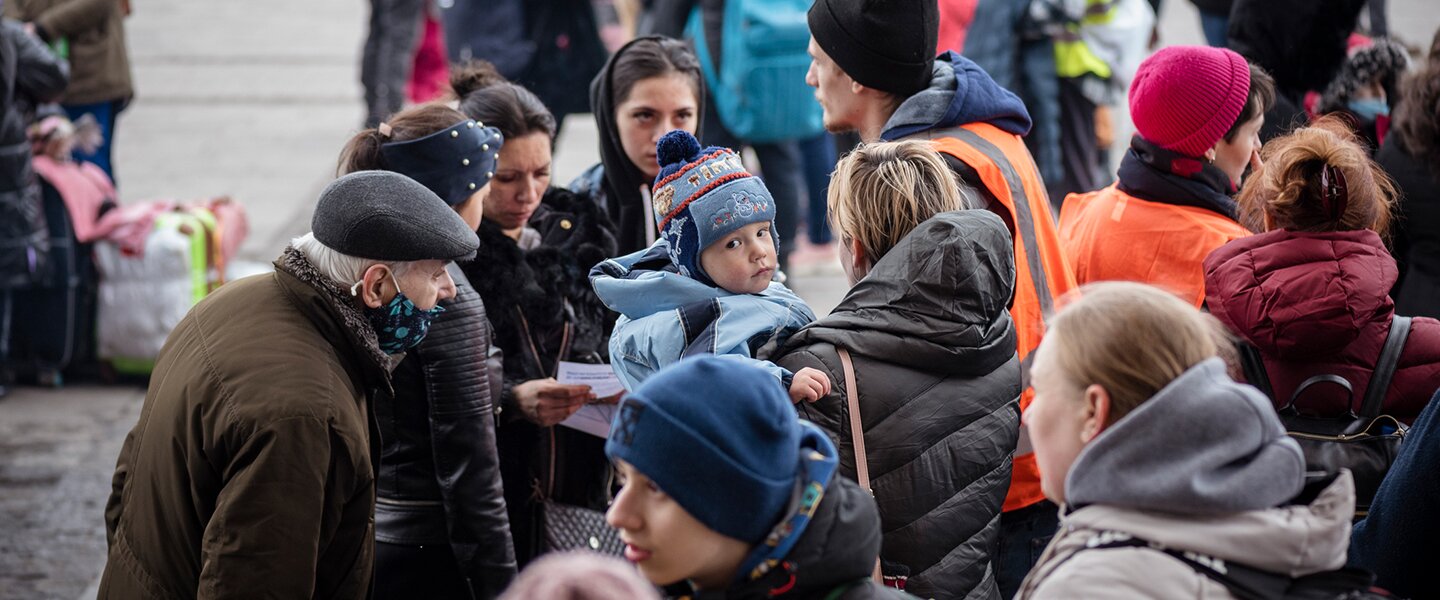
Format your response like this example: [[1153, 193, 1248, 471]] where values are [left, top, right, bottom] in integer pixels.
[[450, 130, 459, 138], [468, 182, 477, 190], [462, 158, 470, 166], [466, 121, 475, 128], [487, 172, 494, 178], [482, 144, 489, 151]]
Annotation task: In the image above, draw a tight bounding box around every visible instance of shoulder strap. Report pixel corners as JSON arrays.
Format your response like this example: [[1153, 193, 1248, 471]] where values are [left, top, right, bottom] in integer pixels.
[[1082, 534, 1281, 600], [836, 347, 884, 584], [837, 347, 869, 492], [1359, 316, 1411, 419], [1237, 341, 1275, 400]]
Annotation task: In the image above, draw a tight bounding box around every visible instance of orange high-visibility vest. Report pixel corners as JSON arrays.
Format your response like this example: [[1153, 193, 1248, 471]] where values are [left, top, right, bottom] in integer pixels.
[[912, 123, 1078, 512], [1060, 184, 1250, 308]]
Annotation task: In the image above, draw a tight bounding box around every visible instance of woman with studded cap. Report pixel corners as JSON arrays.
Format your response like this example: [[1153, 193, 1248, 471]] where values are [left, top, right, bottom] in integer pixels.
[[337, 101, 516, 599]]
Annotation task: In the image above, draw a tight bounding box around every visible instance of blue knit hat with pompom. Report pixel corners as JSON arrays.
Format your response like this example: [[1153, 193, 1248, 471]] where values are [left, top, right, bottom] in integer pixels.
[[650, 130, 776, 286]]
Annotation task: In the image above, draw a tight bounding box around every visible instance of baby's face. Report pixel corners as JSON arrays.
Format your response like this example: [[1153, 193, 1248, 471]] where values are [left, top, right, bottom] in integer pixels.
[[699, 221, 776, 294]]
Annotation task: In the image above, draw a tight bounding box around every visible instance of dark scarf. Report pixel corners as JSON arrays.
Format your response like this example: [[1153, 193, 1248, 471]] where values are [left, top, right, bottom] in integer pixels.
[[1116, 135, 1239, 220], [589, 36, 706, 255]]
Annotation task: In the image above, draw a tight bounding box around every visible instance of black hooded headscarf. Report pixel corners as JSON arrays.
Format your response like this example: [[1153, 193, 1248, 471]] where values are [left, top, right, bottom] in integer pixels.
[[588, 35, 706, 255]]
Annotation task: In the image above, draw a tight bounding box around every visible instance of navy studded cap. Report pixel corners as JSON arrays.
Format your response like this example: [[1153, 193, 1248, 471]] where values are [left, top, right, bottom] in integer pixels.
[[381, 119, 503, 206], [312, 170, 480, 262]]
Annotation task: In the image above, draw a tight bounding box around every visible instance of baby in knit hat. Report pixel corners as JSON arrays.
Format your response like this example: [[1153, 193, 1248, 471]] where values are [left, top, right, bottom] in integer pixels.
[[591, 130, 831, 402]]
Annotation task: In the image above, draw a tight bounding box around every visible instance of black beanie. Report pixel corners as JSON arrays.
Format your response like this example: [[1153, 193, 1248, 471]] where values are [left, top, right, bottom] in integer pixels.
[[808, 0, 939, 98]]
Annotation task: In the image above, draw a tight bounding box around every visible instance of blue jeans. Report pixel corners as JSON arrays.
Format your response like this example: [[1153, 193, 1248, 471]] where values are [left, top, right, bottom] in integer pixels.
[[994, 499, 1060, 599], [63, 100, 123, 183], [1199, 10, 1229, 47], [798, 133, 836, 245]]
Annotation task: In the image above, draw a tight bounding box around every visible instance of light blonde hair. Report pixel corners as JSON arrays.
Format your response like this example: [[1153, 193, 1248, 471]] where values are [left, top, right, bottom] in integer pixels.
[[1047, 282, 1230, 426], [1237, 116, 1399, 239], [827, 140, 977, 263]]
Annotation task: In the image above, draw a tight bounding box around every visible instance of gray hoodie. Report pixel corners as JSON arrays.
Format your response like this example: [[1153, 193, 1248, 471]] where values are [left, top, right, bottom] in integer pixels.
[[1017, 358, 1355, 599]]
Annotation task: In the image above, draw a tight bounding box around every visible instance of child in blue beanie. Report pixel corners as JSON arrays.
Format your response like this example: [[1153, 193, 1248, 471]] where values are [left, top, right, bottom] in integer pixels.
[[591, 130, 831, 402], [604, 357, 901, 598]]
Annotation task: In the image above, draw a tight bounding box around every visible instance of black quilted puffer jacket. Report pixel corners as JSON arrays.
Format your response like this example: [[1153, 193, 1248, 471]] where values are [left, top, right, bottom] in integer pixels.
[[378, 265, 516, 598], [774, 211, 1022, 600], [0, 20, 66, 289]]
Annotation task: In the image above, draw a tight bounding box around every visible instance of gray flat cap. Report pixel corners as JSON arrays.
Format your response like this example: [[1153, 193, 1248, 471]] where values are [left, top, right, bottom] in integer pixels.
[[312, 170, 480, 262]]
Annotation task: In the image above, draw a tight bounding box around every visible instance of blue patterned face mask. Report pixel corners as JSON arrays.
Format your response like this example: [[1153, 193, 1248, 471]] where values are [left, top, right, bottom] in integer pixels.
[[352, 270, 444, 354]]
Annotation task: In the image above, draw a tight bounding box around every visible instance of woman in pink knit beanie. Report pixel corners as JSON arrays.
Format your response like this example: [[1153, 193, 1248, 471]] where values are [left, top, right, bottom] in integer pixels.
[[1058, 45, 1277, 308]]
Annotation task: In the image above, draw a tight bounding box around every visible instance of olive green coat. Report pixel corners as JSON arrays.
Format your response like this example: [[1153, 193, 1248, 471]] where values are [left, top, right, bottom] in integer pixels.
[[99, 248, 395, 599]]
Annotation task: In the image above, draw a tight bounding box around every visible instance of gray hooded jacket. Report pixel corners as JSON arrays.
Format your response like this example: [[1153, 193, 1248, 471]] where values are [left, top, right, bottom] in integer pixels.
[[1017, 358, 1353, 599]]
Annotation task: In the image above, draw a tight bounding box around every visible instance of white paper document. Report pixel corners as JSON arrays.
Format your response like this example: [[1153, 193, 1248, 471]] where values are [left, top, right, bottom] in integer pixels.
[[556, 361, 625, 438], [559, 404, 618, 438], [555, 361, 626, 398]]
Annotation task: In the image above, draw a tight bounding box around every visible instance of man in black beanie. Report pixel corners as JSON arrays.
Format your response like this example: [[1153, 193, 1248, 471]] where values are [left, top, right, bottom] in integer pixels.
[[805, 1, 1078, 598], [99, 171, 481, 599]]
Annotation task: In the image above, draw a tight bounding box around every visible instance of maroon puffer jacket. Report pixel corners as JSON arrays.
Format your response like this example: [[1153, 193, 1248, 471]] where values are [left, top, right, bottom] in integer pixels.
[[1204, 229, 1440, 422]]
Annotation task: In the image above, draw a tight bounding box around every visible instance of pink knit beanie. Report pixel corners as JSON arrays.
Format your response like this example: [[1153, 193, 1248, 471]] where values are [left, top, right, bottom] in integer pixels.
[[1129, 46, 1252, 158]]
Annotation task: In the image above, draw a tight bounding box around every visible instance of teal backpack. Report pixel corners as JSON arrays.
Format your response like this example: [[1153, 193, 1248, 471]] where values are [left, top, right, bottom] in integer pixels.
[[686, 0, 824, 143]]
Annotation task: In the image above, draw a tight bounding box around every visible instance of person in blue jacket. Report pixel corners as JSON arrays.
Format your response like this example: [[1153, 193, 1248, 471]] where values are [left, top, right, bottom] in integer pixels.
[[591, 130, 828, 402]]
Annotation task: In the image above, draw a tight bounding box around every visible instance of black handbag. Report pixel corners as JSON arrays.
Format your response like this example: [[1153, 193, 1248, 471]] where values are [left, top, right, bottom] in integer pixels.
[[540, 500, 624, 556], [1239, 316, 1411, 517]]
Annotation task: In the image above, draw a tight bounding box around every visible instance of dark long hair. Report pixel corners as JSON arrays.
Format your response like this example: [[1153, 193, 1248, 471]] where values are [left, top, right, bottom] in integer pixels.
[[452, 60, 557, 141], [1393, 30, 1440, 171]]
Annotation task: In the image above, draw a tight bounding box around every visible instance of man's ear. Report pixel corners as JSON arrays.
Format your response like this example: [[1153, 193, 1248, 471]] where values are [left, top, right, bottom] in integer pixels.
[[356, 263, 392, 309], [1080, 384, 1112, 443]]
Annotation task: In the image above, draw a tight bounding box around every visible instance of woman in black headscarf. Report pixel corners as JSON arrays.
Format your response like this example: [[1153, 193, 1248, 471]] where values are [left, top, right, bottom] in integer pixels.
[[570, 36, 705, 255]]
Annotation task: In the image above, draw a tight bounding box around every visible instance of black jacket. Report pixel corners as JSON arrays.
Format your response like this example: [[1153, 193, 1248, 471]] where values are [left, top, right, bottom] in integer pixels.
[[689, 476, 913, 600], [1227, 0, 1365, 98], [775, 211, 1021, 600], [0, 19, 66, 289], [378, 265, 516, 598], [462, 186, 619, 565], [1380, 134, 1440, 319]]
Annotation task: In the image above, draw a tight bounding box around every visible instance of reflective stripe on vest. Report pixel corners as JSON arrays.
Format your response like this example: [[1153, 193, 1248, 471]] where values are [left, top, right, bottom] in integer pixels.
[[911, 123, 1077, 512], [917, 125, 1058, 320]]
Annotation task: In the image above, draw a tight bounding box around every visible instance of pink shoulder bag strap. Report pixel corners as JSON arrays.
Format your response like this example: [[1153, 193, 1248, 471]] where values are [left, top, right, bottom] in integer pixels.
[[836, 347, 883, 583]]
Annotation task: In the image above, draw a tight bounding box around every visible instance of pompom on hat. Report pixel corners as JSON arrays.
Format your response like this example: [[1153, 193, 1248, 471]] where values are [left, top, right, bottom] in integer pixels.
[[649, 130, 776, 286], [1129, 46, 1252, 158]]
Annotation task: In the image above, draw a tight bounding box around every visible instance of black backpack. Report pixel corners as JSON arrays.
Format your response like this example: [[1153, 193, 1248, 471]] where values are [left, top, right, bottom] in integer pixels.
[[1237, 316, 1411, 516]]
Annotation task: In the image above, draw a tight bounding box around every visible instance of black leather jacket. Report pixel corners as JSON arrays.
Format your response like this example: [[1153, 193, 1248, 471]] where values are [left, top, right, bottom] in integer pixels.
[[377, 265, 516, 597]]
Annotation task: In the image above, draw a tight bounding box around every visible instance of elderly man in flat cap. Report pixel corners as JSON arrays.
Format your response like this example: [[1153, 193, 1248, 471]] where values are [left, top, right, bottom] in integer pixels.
[[97, 170, 480, 599]]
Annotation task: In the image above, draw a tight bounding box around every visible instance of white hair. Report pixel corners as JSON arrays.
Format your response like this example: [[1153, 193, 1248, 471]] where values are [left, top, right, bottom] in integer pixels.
[[291, 232, 411, 288]]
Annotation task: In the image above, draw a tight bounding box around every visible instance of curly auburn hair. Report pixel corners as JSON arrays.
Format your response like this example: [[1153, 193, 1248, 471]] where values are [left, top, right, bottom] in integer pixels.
[[1237, 116, 1399, 240], [1392, 29, 1440, 173]]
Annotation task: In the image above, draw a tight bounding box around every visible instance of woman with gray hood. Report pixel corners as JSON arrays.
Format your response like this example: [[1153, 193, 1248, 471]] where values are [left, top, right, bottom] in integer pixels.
[[1016, 281, 1358, 599]]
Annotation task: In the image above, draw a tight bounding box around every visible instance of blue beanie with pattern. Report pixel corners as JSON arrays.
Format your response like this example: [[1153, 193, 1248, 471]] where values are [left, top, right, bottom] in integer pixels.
[[650, 130, 777, 286], [605, 356, 813, 545]]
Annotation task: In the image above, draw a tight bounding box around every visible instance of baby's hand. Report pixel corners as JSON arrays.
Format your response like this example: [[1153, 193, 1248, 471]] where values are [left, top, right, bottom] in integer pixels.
[[788, 367, 832, 403]]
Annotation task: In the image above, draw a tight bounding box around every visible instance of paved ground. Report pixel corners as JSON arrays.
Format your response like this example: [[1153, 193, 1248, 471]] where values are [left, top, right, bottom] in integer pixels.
[[1, 0, 1435, 598]]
